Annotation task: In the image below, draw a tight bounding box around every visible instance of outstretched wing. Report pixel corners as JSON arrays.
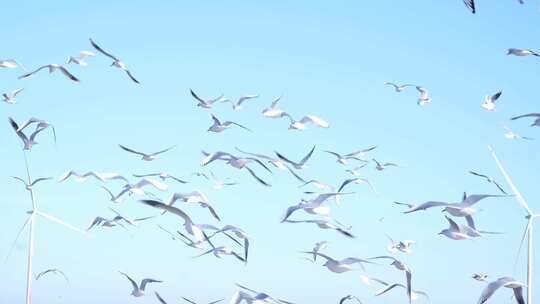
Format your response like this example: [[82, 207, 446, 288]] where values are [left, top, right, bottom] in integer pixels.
[[89, 38, 119, 61]]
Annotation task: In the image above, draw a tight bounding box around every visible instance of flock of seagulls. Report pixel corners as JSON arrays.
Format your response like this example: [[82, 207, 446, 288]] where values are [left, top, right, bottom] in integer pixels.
[[3, 2, 539, 304]]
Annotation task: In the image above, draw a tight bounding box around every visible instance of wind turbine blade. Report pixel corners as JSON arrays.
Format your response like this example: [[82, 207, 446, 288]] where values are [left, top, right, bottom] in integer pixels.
[[488, 146, 533, 215], [3, 216, 31, 265], [36, 211, 86, 234], [25, 215, 36, 304], [513, 219, 531, 274]]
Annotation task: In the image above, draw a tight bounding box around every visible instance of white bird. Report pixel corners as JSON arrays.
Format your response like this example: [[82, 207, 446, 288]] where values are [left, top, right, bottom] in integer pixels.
[[303, 252, 372, 273], [209, 225, 250, 264], [133, 172, 187, 184], [0, 59, 25, 69], [181, 296, 224, 304], [208, 114, 250, 133], [194, 246, 246, 263], [361, 276, 429, 302], [262, 96, 286, 118], [140, 199, 218, 246], [384, 82, 415, 92], [220, 94, 259, 111], [416, 86, 432, 106], [284, 218, 354, 238], [502, 125, 533, 140], [100, 186, 126, 203], [58, 170, 106, 183], [201, 151, 272, 187], [119, 271, 162, 297], [8, 117, 48, 150], [339, 295, 363, 304], [279, 113, 329, 130], [18, 64, 79, 82], [281, 193, 352, 221], [507, 48, 540, 57], [481, 91, 502, 111], [477, 277, 525, 304], [511, 113, 540, 127], [3, 88, 24, 104], [345, 164, 368, 176], [66, 51, 96, 66], [373, 159, 398, 171], [402, 194, 506, 219], [190, 89, 225, 109], [14, 117, 57, 145], [230, 284, 293, 304], [275, 145, 316, 170], [35, 268, 69, 283], [167, 191, 221, 221], [12, 176, 52, 191], [368, 256, 413, 304], [90, 38, 139, 83], [323, 147, 376, 165], [472, 273, 489, 282], [121, 178, 168, 195], [235, 147, 306, 182], [338, 178, 377, 194], [385, 235, 416, 254], [469, 171, 507, 194], [438, 216, 473, 240], [119, 144, 175, 161]]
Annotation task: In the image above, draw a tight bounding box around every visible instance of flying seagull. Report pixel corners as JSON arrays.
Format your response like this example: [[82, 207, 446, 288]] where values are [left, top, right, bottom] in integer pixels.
[[262, 96, 286, 118], [220, 94, 259, 111], [338, 178, 377, 194], [8, 117, 47, 150], [469, 171, 507, 194], [502, 125, 533, 140], [386, 235, 416, 254], [373, 159, 398, 171], [119, 144, 175, 161], [208, 225, 250, 264], [416, 86, 432, 106], [303, 251, 373, 273], [477, 277, 525, 304], [0, 59, 25, 69], [90, 38, 139, 83], [481, 91, 502, 111], [207, 114, 250, 133], [66, 51, 96, 66], [35, 268, 69, 283], [507, 48, 539, 57], [472, 273, 489, 282], [3, 88, 24, 104], [275, 145, 316, 170], [384, 82, 415, 92], [339, 295, 363, 304], [361, 276, 429, 302], [133, 172, 187, 184], [511, 113, 540, 127], [368, 256, 412, 304], [279, 113, 329, 130], [100, 186, 126, 203], [201, 151, 272, 187], [121, 178, 168, 196], [235, 147, 306, 182], [18, 64, 79, 82], [167, 191, 221, 221], [323, 147, 375, 165], [190, 89, 225, 109], [284, 218, 354, 238], [119, 271, 162, 297], [193, 246, 246, 263]]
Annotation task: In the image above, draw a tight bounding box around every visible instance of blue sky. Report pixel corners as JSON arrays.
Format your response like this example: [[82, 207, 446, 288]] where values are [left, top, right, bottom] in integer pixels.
[[1, 0, 539, 303]]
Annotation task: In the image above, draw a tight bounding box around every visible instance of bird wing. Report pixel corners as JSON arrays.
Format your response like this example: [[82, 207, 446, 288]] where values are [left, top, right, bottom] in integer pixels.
[[155, 292, 168, 304], [190, 89, 206, 103], [18, 65, 49, 79], [406, 270, 412, 303], [477, 278, 509, 304], [125, 69, 140, 84], [461, 194, 506, 206], [181, 297, 197, 304], [299, 115, 329, 128], [403, 201, 450, 213], [151, 145, 176, 156], [201, 203, 221, 221], [375, 283, 401, 296], [119, 272, 139, 292], [465, 215, 476, 230], [234, 147, 272, 160], [236, 95, 259, 106], [445, 216, 461, 232], [514, 287, 525, 304], [244, 167, 271, 187], [139, 199, 192, 226], [57, 65, 80, 82], [89, 38, 119, 61], [30, 177, 52, 186], [119, 144, 146, 156], [491, 91, 502, 102], [463, 0, 476, 14], [225, 121, 251, 131], [469, 171, 489, 179], [299, 145, 316, 165], [270, 95, 282, 108], [511, 113, 540, 120], [281, 204, 304, 222], [140, 278, 162, 291]]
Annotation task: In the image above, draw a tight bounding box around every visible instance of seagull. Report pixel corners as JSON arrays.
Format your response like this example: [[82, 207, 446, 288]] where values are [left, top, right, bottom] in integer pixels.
[[18, 64, 79, 82], [262, 96, 286, 118], [373, 159, 398, 171], [119, 144, 175, 161], [511, 113, 540, 127], [90, 38, 139, 83], [190, 89, 225, 109], [207, 114, 250, 133], [402, 194, 506, 218], [481, 91, 502, 111], [279, 113, 329, 130], [209, 225, 250, 264], [303, 251, 373, 273], [339, 295, 363, 304], [235, 147, 306, 182], [14, 117, 57, 145], [8, 117, 47, 150], [0, 59, 25, 69], [438, 216, 473, 240], [201, 151, 272, 187], [12, 176, 52, 191], [507, 48, 540, 57], [469, 171, 507, 194], [139, 199, 217, 246], [323, 147, 375, 165], [345, 164, 368, 176], [306, 241, 328, 262], [502, 125, 533, 140], [385, 235, 416, 254], [281, 193, 352, 221], [384, 82, 415, 92], [121, 178, 168, 195], [463, 0, 476, 13], [477, 277, 526, 304], [3, 88, 24, 104], [416, 86, 432, 106], [193, 246, 246, 263], [58, 170, 106, 183], [119, 271, 162, 297], [338, 178, 377, 194], [220, 94, 259, 111], [181, 296, 224, 304], [361, 276, 429, 302], [275, 145, 316, 170], [284, 218, 355, 238], [101, 186, 126, 203], [231, 284, 293, 304], [133, 172, 187, 184], [167, 191, 221, 221], [209, 172, 237, 190], [66, 51, 96, 66], [473, 273, 489, 282], [35, 268, 69, 283], [368, 256, 412, 304], [87, 208, 154, 231]]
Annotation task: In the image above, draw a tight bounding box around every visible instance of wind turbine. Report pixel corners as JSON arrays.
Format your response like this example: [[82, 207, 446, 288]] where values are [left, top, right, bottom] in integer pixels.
[[489, 145, 538, 304], [10, 153, 85, 304]]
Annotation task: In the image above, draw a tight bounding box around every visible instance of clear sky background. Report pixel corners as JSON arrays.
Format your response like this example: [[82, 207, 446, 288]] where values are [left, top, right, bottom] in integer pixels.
[[1, 1, 539, 303]]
